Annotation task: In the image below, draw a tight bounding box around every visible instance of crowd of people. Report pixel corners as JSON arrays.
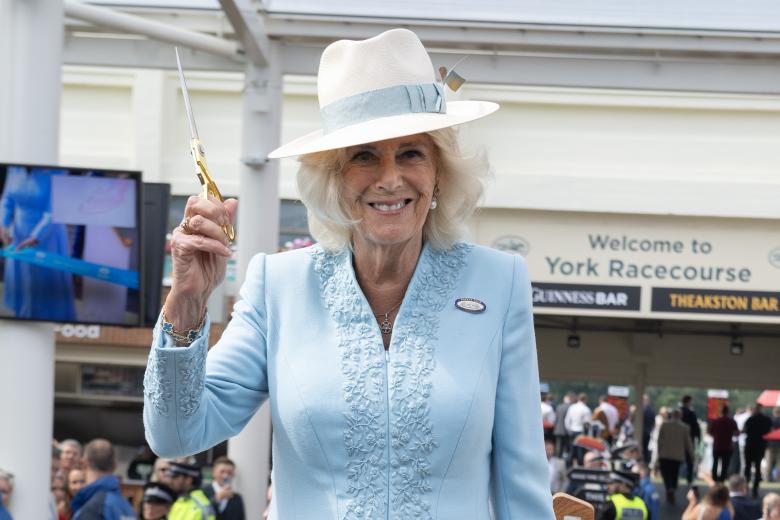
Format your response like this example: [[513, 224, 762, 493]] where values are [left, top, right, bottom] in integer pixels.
[[542, 391, 780, 520], [0, 438, 248, 520], [0, 393, 778, 520]]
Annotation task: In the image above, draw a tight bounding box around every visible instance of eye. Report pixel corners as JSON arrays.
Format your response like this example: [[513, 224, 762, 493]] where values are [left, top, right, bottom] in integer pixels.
[[351, 150, 375, 162], [399, 149, 424, 160]]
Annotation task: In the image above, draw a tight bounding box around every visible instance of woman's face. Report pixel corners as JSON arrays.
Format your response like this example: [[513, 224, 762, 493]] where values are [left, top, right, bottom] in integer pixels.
[[341, 133, 437, 250], [67, 469, 86, 496]]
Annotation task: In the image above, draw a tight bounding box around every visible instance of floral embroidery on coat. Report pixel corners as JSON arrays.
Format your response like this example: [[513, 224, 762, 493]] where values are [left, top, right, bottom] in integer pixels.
[[143, 323, 207, 419], [312, 242, 471, 519], [177, 346, 207, 417], [143, 330, 173, 417]]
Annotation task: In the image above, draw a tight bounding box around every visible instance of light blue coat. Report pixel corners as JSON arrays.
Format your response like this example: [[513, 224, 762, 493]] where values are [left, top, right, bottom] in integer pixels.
[[143, 242, 554, 519]]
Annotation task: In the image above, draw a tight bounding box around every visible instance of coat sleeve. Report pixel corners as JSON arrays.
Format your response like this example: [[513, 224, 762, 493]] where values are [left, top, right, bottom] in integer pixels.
[[490, 255, 555, 519], [143, 253, 270, 457]]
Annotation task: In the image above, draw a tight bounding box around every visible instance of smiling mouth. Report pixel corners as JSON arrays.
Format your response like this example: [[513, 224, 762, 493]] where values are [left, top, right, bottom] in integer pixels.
[[368, 199, 412, 212]]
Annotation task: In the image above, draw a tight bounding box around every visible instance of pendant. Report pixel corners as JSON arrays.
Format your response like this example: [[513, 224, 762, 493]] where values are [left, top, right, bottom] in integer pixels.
[[379, 315, 392, 335]]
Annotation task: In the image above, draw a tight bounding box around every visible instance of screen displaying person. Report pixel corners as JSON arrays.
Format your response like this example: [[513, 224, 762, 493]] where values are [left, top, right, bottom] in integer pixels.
[[0, 166, 75, 321]]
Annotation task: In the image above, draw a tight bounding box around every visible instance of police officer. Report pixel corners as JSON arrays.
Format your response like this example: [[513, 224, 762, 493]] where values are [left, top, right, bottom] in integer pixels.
[[141, 482, 177, 520], [165, 462, 215, 520], [599, 471, 648, 520]]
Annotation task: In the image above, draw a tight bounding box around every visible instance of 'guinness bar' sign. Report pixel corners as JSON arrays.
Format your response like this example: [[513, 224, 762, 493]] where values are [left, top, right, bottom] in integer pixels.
[[532, 282, 641, 311]]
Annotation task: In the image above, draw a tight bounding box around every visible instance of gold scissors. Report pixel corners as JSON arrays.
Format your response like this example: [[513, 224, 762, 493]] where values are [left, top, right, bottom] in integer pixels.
[[175, 47, 235, 242]]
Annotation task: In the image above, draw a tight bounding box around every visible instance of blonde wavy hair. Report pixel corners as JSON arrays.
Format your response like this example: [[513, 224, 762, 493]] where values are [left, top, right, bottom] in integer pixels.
[[296, 127, 489, 252]]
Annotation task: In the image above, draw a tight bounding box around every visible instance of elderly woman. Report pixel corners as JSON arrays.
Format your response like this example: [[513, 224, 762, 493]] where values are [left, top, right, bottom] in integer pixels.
[[143, 28, 553, 519]]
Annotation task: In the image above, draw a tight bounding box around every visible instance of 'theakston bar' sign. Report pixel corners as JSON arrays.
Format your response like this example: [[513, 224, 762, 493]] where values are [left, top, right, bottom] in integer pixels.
[[482, 210, 780, 322], [651, 288, 780, 317]]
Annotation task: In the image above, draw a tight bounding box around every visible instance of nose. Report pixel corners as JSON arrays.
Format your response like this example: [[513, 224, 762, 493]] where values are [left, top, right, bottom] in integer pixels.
[[375, 156, 403, 192]]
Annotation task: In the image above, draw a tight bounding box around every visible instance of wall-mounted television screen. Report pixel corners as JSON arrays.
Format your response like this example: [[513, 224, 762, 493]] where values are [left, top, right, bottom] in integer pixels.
[[0, 163, 142, 326]]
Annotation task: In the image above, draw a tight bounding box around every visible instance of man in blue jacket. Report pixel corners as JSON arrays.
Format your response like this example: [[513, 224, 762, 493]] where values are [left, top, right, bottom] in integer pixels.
[[71, 439, 137, 520], [635, 464, 660, 520]]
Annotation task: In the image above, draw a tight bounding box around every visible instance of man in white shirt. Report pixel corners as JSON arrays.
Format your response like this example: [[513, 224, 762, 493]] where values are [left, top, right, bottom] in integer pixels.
[[565, 393, 592, 466], [598, 396, 619, 433], [541, 396, 556, 429]]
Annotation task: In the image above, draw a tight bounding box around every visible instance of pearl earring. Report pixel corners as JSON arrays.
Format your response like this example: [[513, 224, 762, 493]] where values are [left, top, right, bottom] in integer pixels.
[[430, 198, 438, 210]]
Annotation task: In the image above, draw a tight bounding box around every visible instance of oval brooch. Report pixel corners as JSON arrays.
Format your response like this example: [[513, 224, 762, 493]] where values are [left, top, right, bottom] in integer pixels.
[[455, 297, 486, 314]]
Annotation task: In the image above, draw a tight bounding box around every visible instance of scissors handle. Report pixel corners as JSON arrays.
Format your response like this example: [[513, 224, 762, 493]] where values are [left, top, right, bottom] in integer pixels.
[[190, 138, 236, 242]]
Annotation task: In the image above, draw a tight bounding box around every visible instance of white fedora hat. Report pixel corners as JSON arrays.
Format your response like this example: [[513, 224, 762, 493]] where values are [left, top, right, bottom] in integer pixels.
[[268, 28, 499, 159]]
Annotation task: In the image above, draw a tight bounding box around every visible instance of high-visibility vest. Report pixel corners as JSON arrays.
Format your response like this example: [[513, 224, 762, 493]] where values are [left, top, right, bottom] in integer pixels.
[[609, 493, 648, 520], [168, 489, 216, 520]]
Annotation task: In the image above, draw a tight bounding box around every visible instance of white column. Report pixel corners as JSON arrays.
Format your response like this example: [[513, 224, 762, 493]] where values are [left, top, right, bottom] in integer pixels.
[[228, 41, 281, 518], [0, 2, 62, 518], [0, 1, 62, 516], [0, 1, 62, 162], [0, 325, 56, 517]]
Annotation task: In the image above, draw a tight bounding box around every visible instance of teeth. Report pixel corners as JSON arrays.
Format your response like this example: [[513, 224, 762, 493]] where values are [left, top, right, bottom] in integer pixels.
[[373, 201, 406, 211]]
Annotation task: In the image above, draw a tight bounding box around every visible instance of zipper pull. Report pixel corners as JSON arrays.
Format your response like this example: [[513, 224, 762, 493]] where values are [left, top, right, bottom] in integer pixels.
[[385, 349, 389, 362]]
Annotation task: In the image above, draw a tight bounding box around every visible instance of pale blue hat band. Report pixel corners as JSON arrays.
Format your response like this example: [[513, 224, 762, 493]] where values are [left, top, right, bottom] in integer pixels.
[[320, 82, 446, 134]]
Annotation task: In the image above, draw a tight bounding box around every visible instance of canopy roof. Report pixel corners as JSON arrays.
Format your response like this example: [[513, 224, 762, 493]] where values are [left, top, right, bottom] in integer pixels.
[[91, 0, 780, 32]]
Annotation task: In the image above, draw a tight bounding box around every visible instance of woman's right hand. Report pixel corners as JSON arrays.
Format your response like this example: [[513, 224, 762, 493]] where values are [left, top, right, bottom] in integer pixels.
[[165, 195, 237, 330]]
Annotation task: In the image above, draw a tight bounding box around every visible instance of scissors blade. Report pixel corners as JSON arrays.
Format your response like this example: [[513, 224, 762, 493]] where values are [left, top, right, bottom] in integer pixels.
[[175, 47, 200, 141]]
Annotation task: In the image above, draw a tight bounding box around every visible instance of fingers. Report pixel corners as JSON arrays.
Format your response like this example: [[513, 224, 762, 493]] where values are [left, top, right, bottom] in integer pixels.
[[182, 213, 230, 246], [171, 229, 232, 258], [223, 198, 238, 224], [171, 194, 236, 258], [15, 237, 37, 251], [184, 195, 232, 229], [179, 195, 238, 243]]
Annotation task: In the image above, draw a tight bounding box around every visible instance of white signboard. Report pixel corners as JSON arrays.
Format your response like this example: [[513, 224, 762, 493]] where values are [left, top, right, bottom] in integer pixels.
[[479, 210, 780, 323]]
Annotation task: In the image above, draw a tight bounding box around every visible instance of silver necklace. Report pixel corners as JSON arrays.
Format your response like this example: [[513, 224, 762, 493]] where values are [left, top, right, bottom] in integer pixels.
[[375, 300, 402, 335]]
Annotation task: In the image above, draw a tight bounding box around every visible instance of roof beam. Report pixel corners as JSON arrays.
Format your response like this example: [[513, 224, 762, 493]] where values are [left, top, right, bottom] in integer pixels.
[[279, 42, 780, 95], [264, 14, 780, 58], [218, 0, 270, 67], [63, 34, 245, 71], [64, 0, 241, 61]]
